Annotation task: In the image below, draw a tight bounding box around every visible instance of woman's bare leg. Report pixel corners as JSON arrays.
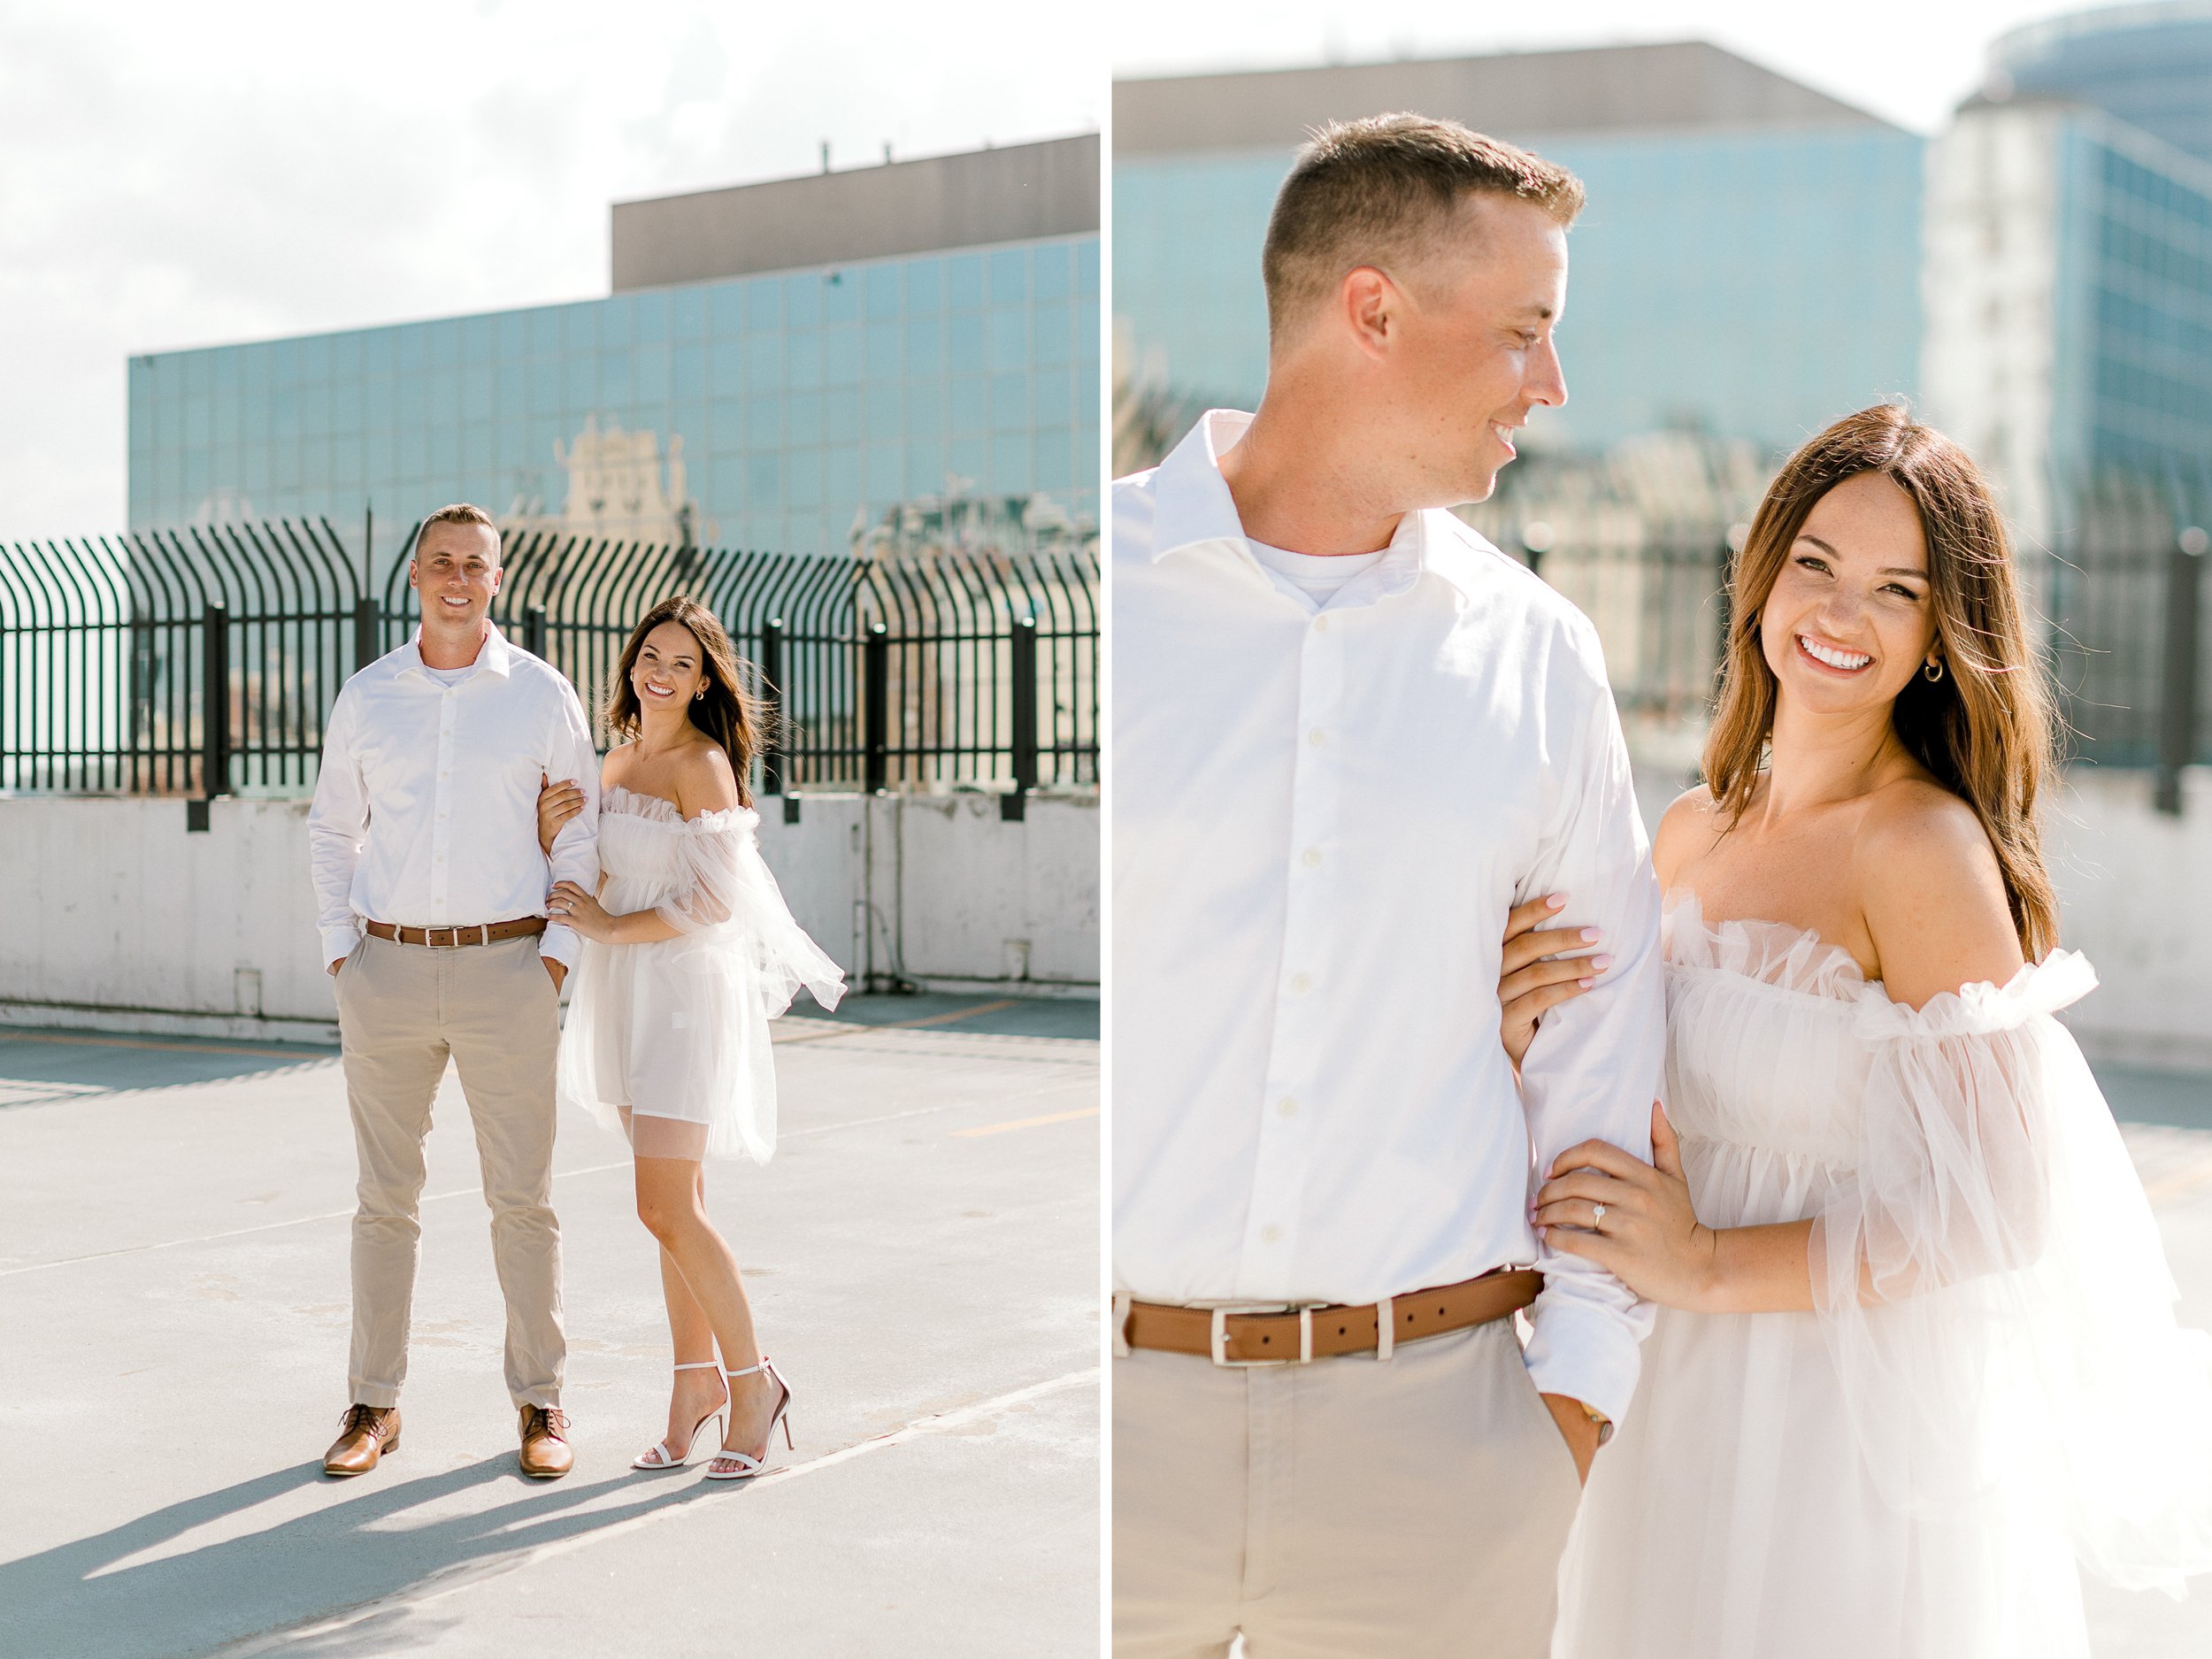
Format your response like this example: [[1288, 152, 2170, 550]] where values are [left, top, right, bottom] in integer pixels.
[[634, 1156, 780, 1461], [657, 1243, 726, 1455]]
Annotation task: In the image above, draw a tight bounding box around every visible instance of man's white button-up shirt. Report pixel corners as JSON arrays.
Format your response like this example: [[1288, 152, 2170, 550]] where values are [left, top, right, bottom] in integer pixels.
[[307, 626, 601, 972], [1113, 411, 1666, 1422]]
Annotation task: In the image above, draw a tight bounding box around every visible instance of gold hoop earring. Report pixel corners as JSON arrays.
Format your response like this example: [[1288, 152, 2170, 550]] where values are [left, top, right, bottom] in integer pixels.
[[1923, 658, 1945, 683]]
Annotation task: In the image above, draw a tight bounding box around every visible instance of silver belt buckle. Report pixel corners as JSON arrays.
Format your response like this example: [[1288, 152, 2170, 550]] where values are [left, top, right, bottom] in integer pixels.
[[1209, 1302, 1317, 1368]]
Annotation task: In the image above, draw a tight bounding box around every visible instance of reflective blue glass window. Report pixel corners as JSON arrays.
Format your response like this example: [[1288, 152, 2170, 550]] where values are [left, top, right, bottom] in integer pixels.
[[784, 273, 820, 329], [745, 334, 781, 392], [989, 309, 1029, 372], [906, 438, 944, 497], [826, 325, 862, 387], [865, 264, 901, 320], [905, 257, 941, 315], [948, 253, 984, 311], [823, 271, 860, 324], [787, 449, 822, 508], [865, 380, 902, 441], [748, 451, 780, 500], [671, 286, 706, 341], [905, 316, 942, 380], [905, 382, 943, 441], [949, 375, 987, 434], [865, 320, 902, 379], [710, 282, 746, 337], [787, 332, 822, 392], [826, 444, 860, 511], [788, 390, 822, 448]]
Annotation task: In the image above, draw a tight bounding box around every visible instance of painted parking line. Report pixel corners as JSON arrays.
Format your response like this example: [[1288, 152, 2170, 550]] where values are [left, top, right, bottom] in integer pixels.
[[771, 999, 1022, 1045], [951, 1106, 1100, 1139]]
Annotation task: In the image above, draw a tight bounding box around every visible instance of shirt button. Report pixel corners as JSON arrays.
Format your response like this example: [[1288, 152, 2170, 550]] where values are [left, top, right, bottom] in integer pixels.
[[1276, 1096, 1299, 1118], [1313, 615, 1329, 633], [1289, 972, 1313, 995], [1259, 1225, 1282, 1245], [1301, 847, 1322, 868], [1307, 728, 1326, 748]]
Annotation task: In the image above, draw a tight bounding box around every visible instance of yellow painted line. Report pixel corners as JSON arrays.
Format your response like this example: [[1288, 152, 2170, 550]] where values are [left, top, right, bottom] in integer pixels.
[[0, 1030, 332, 1061], [772, 998, 1021, 1045], [951, 1105, 1099, 1139]]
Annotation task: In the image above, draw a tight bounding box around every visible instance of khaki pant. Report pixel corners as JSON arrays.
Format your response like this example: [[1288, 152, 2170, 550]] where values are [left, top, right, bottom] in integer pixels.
[[334, 933, 565, 1409], [1114, 1319, 1583, 1659]]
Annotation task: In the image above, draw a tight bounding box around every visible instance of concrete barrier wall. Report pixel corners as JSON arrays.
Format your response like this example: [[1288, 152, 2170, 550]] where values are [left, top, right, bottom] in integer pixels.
[[2041, 766, 2212, 1069], [0, 790, 1098, 1043]]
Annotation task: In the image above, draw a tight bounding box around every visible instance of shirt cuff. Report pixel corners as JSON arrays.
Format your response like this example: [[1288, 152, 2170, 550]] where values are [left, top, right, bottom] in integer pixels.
[[320, 924, 362, 967], [539, 923, 580, 971], [1522, 1294, 1644, 1427]]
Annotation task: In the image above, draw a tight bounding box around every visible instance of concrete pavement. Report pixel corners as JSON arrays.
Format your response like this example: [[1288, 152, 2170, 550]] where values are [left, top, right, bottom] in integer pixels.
[[0, 996, 1099, 1657]]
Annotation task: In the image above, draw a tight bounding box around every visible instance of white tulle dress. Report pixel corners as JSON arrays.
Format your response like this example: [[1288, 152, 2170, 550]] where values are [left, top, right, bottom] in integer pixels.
[[557, 785, 845, 1163], [1554, 893, 2212, 1659]]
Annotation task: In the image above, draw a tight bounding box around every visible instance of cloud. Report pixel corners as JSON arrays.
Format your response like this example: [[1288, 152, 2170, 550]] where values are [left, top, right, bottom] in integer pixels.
[[0, 0, 1100, 536]]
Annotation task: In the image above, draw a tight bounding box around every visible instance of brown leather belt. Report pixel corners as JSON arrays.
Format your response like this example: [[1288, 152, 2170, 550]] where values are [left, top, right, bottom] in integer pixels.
[[1120, 1268, 1542, 1366], [364, 918, 547, 949]]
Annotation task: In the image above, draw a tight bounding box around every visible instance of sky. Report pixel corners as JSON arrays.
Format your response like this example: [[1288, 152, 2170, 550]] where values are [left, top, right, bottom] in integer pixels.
[[1112, 0, 2114, 133], [0, 0, 1101, 537]]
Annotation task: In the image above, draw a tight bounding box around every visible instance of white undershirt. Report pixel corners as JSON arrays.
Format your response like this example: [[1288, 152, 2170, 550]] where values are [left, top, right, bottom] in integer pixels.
[[421, 664, 475, 687], [1246, 539, 1388, 607]]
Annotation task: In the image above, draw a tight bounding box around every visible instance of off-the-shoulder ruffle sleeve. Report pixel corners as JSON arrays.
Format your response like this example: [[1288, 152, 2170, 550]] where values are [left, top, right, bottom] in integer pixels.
[[1810, 952, 2212, 1593], [653, 809, 846, 1015]]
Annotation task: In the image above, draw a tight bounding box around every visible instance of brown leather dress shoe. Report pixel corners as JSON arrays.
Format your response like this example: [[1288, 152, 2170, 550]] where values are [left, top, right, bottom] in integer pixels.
[[518, 1404, 573, 1479], [323, 1404, 401, 1477]]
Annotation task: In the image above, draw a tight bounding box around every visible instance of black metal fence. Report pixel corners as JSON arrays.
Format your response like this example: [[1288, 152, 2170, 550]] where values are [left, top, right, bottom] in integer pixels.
[[1460, 475, 2212, 808], [0, 521, 1098, 806]]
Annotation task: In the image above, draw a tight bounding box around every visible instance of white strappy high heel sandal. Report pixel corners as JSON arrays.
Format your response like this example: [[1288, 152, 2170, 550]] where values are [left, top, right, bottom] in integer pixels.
[[632, 1360, 728, 1470], [703, 1356, 794, 1480]]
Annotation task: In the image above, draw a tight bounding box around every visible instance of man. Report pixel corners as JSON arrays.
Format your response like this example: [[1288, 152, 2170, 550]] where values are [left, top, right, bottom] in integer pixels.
[[1112, 116, 1666, 1655], [307, 503, 600, 1480]]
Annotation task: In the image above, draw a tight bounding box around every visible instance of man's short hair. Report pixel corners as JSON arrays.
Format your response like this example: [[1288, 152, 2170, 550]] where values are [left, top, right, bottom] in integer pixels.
[[417, 503, 501, 560], [1262, 113, 1584, 343]]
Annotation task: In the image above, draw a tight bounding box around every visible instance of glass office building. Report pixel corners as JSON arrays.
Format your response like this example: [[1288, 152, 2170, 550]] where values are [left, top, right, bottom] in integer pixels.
[[1114, 44, 1925, 462], [127, 138, 1102, 565], [1992, 2, 2212, 167], [1925, 94, 2212, 526]]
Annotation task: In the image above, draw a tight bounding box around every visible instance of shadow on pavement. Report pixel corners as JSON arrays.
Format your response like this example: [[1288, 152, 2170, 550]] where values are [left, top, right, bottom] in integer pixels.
[[2091, 1060, 2212, 1133], [0, 1453, 748, 1659], [0, 1029, 338, 1102]]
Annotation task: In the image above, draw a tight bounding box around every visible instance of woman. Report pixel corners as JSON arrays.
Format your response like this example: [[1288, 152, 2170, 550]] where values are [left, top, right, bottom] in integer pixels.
[[537, 595, 844, 1479], [1496, 404, 2212, 1656]]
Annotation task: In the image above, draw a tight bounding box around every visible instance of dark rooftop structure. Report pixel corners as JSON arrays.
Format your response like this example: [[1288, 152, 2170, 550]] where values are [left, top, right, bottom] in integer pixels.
[[611, 133, 1101, 291], [1113, 41, 1896, 154]]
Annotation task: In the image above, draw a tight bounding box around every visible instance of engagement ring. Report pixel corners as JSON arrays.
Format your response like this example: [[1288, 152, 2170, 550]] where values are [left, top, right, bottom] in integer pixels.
[[1591, 1203, 1608, 1227]]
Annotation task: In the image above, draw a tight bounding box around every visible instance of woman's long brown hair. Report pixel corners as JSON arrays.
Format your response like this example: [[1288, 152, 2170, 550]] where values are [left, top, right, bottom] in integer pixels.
[[605, 595, 767, 807], [1702, 403, 2060, 957]]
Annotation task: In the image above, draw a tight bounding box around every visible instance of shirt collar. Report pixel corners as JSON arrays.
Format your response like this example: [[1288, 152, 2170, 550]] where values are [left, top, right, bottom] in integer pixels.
[[403, 621, 515, 681], [1150, 408, 1456, 605]]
